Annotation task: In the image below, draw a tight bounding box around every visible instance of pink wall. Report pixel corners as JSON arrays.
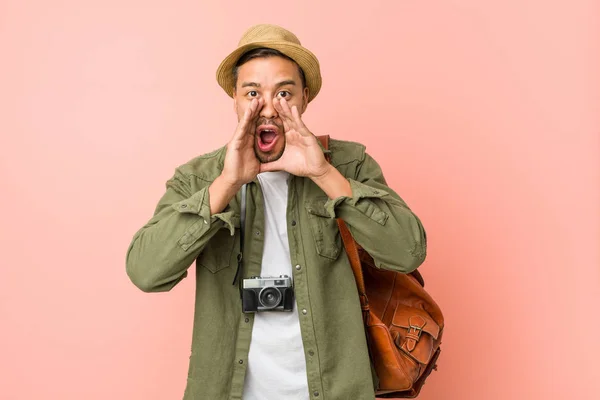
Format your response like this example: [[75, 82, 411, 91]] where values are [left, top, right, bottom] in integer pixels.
[[1, 1, 598, 399]]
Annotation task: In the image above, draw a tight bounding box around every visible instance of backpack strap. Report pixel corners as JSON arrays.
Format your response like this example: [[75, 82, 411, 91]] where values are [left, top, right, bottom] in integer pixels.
[[316, 135, 371, 320], [315, 134, 426, 288], [316, 134, 331, 163]]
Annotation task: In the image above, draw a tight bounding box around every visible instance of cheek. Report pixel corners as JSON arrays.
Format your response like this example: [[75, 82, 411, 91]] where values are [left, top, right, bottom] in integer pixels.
[[234, 100, 245, 120], [286, 97, 303, 111]]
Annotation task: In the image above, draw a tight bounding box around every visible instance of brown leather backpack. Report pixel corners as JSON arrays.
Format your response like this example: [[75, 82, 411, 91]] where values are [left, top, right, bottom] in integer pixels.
[[318, 135, 444, 398]]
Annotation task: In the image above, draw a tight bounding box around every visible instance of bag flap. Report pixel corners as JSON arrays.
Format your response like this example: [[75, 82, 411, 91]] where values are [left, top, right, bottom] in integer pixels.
[[391, 307, 440, 365], [392, 307, 440, 340]]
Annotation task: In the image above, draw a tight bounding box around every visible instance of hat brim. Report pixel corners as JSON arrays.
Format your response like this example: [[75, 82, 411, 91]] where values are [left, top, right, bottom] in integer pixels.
[[216, 41, 322, 103]]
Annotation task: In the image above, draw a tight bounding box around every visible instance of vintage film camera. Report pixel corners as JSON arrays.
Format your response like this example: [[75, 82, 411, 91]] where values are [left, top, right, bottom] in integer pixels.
[[242, 275, 294, 313]]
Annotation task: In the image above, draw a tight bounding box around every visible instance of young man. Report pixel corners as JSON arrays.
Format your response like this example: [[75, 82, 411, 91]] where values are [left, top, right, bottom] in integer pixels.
[[126, 24, 427, 400]]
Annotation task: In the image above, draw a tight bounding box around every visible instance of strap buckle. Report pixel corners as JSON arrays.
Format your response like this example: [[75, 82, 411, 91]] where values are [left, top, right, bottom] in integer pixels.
[[404, 316, 427, 352], [406, 324, 423, 341]]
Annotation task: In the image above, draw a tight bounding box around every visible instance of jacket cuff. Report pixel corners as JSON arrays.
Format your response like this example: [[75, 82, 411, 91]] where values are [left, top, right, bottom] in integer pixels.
[[171, 186, 238, 236], [322, 179, 390, 224]]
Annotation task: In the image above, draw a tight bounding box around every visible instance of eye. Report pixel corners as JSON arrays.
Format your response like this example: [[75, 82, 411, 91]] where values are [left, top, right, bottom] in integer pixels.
[[276, 91, 291, 98], [247, 90, 258, 97]]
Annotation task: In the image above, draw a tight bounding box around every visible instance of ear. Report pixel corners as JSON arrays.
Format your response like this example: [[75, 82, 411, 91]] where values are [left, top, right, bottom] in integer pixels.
[[301, 86, 309, 113]]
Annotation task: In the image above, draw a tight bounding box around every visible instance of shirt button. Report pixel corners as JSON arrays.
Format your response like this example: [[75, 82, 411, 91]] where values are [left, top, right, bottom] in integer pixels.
[[203, 218, 208, 224], [308, 350, 314, 356], [180, 204, 187, 209], [238, 360, 244, 364], [295, 265, 301, 271], [254, 230, 260, 236], [302, 309, 307, 315], [291, 220, 297, 226], [313, 391, 319, 397], [244, 318, 249, 323]]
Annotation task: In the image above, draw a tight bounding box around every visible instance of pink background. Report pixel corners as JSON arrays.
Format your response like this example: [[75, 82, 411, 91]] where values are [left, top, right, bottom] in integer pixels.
[[1, 1, 598, 399]]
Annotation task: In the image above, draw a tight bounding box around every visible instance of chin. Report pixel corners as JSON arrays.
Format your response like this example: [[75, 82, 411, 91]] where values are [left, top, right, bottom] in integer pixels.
[[254, 144, 285, 164]]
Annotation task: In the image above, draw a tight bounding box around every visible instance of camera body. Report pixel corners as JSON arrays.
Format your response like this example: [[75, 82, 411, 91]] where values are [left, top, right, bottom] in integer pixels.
[[242, 275, 294, 313]]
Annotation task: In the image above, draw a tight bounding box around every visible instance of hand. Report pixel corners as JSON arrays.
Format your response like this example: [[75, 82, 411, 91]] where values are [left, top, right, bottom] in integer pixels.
[[259, 98, 330, 179], [221, 98, 264, 187]]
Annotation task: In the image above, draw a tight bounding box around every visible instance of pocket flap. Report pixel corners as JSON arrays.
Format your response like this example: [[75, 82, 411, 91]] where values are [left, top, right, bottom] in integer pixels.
[[304, 197, 341, 260], [392, 307, 440, 340], [391, 307, 440, 365]]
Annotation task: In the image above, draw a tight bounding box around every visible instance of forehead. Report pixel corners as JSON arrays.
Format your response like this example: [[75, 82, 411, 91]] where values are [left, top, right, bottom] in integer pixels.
[[236, 56, 302, 87]]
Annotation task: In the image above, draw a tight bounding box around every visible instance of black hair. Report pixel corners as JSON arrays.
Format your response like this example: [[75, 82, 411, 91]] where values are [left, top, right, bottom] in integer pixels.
[[232, 48, 307, 90]]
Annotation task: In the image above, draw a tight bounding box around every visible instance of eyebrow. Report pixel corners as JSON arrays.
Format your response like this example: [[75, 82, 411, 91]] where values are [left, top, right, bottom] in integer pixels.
[[275, 80, 297, 88], [240, 80, 297, 89]]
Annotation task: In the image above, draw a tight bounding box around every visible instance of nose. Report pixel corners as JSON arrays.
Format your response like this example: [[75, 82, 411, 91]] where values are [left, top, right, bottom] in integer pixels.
[[260, 97, 278, 120]]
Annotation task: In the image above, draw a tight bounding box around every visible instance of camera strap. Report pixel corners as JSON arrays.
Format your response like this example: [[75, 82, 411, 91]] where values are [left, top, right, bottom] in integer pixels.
[[232, 183, 247, 287]]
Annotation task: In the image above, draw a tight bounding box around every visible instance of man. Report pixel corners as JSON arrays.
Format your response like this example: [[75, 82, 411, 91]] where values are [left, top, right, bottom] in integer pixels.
[[126, 24, 427, 400]]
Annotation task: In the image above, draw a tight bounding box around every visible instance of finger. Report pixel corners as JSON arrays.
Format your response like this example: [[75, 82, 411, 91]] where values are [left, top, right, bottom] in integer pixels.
[[244, 98, 264, 136], [291, 105, 310, 136], [246, 99, 259, 122], [282, 98, 300, 133], [273, 98, 285, 118], [273, 97, 282, 113], [233, 99, 256, 140], [279, 98, 294, 120], [281, 118, 291, 133], [279, 98, 296, 122], [250, 97, 264, 120], [273, 98, 292, 132]]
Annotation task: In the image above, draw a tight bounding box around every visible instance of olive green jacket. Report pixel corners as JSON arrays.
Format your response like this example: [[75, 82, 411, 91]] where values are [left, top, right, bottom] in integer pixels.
[[126, 138, 427, 400]]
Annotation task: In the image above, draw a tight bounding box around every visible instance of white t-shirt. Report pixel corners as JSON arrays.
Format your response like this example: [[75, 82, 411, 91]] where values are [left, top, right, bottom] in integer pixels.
[[242, 171, 309, 400]]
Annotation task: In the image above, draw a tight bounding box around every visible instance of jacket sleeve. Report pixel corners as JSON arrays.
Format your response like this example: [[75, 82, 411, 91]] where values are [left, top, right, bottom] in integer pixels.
[[126, 168, 238, 292], [323, 152, 427, 273]]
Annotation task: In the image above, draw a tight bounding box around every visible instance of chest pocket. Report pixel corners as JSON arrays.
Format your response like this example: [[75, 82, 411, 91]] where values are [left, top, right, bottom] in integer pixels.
[[305, 197, 342, 260], [196, 228, 237, 273]]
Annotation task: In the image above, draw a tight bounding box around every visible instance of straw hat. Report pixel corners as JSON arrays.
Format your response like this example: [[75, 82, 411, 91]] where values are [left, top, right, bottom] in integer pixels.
[[216, 24, 322, 102]]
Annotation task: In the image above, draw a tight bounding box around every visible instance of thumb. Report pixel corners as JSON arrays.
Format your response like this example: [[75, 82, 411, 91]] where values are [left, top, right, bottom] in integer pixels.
[[259, 160, 285, 173]]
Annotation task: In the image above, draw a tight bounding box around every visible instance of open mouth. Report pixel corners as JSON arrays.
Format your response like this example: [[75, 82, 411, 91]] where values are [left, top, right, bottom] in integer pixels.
[[257, 125, 280, 152]]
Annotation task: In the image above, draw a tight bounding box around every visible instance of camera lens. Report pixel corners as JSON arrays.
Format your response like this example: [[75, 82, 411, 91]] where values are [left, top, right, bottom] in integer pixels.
[[258, 287, 282, 310]]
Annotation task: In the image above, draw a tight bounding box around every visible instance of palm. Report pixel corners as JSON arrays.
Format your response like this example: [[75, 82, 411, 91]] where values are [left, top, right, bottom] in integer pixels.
[[275, 130, 323, 177], [260, 98, 329, 178], [222, 98, 263, 186], [227, 135, 259, 181]]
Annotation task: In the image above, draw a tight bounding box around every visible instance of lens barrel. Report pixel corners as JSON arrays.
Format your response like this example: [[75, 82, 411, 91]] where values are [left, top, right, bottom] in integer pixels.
[[258, 287, 282, 309]]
